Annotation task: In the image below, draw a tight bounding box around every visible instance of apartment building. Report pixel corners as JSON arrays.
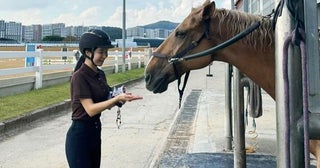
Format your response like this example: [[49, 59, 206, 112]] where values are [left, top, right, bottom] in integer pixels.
[[0, 20, 5, 39], [5, 21, 22, 42], [42, 23, 66, 39], [128, 26, 172, 39], [152, 28, 171, 38], [41, 24, 52, 39], [1, 18, 172, 43], [24, 25, 42, 42], [127, 27, 145, 37], [52, 23, 66, 37]]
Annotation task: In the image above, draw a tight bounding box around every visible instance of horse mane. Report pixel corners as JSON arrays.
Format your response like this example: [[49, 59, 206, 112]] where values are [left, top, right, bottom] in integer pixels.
[[212, 8, 274, 51]]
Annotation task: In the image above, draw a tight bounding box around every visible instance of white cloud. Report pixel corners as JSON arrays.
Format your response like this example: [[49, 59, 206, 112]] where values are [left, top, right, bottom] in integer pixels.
[[0, 0, 48, 10], [104, 6, 123, 27], [0, 9, 43, 25], [106, 0, 195, 28], [79, 7, 99, 19], [0, 0, 227, 27]]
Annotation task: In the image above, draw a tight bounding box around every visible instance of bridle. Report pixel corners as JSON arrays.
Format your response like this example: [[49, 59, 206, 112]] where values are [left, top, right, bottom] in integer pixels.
[[152, 17, 261, 108], [153, 19, 212, 108]]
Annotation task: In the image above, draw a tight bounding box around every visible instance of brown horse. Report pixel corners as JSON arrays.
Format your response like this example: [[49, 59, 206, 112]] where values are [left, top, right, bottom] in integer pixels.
[[144, 0, 320, 167]]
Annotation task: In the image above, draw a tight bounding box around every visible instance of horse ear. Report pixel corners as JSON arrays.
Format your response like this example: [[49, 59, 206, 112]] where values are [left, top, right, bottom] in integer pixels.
[[201, 0, 215, 20]]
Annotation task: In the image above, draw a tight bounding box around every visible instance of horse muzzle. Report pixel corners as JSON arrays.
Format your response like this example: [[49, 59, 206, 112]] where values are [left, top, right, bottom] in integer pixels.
[[145, 73, 169, 93]]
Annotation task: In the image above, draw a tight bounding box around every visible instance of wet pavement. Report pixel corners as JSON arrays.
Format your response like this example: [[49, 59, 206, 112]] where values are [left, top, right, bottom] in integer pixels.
[[0, 62, 316, 167]]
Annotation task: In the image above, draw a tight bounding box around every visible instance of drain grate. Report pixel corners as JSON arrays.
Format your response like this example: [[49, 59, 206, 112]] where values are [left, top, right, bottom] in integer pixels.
[[155, 89, 201, 167]]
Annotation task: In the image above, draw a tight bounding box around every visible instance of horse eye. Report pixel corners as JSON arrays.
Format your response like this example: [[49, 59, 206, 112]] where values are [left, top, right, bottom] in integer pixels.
[[175, 31, 186, 38]]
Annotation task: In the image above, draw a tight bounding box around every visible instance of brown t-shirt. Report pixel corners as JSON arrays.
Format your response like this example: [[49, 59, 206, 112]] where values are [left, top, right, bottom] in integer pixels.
[[70, 64, 111, 120]]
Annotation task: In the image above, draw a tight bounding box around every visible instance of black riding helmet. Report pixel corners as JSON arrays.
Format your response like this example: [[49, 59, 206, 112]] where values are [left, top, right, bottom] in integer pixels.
[[74, 29, 113, 72], [79, 29, 113, 55]]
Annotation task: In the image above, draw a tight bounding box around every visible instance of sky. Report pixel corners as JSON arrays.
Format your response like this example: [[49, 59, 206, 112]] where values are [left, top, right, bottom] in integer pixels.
[[0, 0, 231, 28]]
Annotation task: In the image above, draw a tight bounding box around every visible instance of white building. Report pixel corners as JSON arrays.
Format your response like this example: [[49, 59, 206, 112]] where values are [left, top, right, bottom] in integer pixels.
[[52, 23, 66, 37], [42, 24, 53, 39], [127, 27, 145, 37], [0, 20, 5, 38], [42, 23, 66, 39], [5, 21, 22, 41], [24, 25, 42, 42]]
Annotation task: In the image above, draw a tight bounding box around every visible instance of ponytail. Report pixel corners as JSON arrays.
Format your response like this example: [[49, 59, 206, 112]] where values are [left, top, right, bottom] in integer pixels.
[[74, 48, 96, 72], [74, 54, 86, 72]]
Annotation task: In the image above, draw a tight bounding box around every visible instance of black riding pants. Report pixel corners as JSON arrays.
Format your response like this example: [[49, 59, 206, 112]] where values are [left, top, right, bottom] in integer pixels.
[[65, 119, 102, 168]]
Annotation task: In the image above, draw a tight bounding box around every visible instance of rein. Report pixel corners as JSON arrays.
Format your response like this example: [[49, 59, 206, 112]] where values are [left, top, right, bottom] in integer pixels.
[[152, 19, 260, 108], [169, 21, 261, 64]]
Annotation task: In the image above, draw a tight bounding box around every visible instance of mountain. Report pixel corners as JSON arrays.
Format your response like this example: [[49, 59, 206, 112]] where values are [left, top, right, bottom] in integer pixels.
[[102, 26, 122, 41], [137, 21, 179, 30]]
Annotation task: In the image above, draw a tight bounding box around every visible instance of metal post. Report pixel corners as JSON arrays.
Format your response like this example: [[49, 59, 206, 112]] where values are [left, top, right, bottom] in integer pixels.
[[122, 0, 126, 72], [232, 0, 247, 167], [225, 64, 233, 150], [233, 67, 246, 168], [275, 0, 304, 167], [223, 0, 234, 153], [303, 0, 320, 140], [304, 0, 320, 113]]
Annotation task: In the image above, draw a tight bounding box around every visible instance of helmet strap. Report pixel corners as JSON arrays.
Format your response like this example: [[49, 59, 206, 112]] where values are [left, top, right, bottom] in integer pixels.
[[85, 48, 98, 67]]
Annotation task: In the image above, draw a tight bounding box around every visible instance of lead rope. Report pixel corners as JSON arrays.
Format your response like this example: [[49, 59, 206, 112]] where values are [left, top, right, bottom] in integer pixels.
[[116, 107, 121, 129], [174, 63, 190, 108], [274, 0, 310, 166], [178, 71, 190, 108]]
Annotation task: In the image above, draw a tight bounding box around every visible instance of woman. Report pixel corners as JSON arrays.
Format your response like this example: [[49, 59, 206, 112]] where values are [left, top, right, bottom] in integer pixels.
[[65, 29, 142, 168]]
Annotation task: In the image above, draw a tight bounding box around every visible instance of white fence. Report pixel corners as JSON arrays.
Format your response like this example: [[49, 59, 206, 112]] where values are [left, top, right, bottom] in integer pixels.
[[0, 49, 151, 91]]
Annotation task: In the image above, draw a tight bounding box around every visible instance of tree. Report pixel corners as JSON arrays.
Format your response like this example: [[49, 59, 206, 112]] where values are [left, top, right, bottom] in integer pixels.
[[42, 36, 64, 42], [63, 36, 78, 42]]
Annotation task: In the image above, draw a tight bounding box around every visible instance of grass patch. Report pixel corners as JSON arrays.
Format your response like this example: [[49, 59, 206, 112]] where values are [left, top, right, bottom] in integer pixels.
[[0, 68, 145, 122]]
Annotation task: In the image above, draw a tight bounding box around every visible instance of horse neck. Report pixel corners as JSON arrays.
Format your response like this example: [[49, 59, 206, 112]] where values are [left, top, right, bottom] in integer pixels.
[[211, 9, 276, 99]]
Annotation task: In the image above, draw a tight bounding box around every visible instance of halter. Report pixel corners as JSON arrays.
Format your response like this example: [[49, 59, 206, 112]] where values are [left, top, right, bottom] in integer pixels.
[[152, 18, 260, 108], [153, 19, 211, 108]]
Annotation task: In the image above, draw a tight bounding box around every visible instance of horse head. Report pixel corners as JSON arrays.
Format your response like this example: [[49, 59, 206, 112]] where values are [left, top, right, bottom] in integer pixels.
[[145, 0, 219, 93]]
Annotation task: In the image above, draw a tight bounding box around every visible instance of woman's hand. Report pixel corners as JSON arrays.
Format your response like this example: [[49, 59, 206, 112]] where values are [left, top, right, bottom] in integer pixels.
[[115, 93, 143, 103]]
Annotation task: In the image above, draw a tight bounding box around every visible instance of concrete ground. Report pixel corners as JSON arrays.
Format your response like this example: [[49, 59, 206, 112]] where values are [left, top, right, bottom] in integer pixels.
[[0, 61, 317, 167], [153, 62, 278, 167], [0, 77, 180, 168], [154, 62, 317, 167]]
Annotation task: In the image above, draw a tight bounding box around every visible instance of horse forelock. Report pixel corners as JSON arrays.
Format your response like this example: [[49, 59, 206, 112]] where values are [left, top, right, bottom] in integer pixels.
[[212, 9, 274, 51]]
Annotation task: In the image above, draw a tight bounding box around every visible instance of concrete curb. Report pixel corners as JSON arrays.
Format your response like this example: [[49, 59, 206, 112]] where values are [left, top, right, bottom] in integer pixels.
[[0, 77, 145, 138], [0, 100, 71, 138]]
